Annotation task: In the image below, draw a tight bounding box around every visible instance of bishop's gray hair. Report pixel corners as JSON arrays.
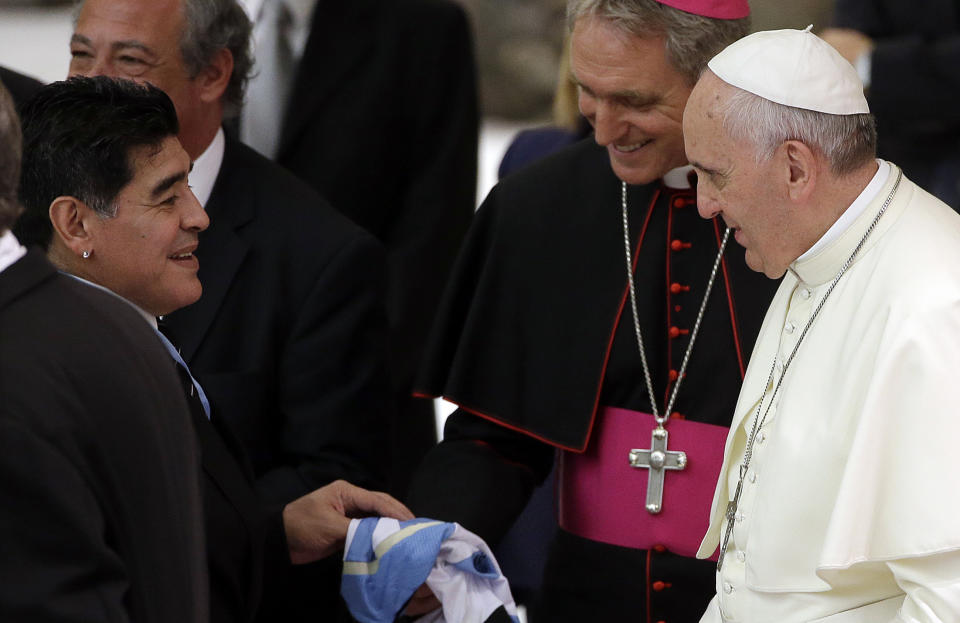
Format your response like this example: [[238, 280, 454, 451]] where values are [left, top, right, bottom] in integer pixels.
[[566, 0, 750, 84], [717, 81, 877, 176], [74, 0, 253, 117]]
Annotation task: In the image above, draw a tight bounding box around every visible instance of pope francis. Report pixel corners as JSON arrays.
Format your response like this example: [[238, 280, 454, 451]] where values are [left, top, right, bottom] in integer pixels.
[[684, 28, 960, 622]]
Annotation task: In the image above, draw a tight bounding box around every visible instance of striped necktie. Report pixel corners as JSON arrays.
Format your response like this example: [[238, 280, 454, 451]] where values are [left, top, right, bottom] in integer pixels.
[[154, 329, 212, 419]]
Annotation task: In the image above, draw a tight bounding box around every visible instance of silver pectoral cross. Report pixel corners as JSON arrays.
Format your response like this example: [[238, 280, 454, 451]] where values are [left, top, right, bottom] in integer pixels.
[[628, 426, 687, 514]]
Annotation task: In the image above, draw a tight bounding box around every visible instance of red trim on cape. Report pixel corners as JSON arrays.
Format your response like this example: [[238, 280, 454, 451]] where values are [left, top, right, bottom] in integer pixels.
[[664, 191, 676, 407], [712, 219, 746, 378], [411, 189, 751, 450], [411, 391, 590, 451], [646, 547, 654, 623], [585, 185, 662, 450]]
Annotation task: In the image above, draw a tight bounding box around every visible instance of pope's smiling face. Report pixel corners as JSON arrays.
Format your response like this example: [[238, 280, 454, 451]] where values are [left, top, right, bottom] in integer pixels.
[[570, 16, 693, 185]]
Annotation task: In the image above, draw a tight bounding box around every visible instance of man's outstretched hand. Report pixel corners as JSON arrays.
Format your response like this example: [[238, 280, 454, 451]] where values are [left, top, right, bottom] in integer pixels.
[[283, 479, 414, 564]]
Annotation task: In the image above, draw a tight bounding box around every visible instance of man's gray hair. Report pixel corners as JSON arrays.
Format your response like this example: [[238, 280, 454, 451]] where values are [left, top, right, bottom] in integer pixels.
[[718, 83, 877, 176], [180, 0, 253, 117], [75, 0, 253, 117], [0, 80, 22, 232], [566, 0, 750, 84]]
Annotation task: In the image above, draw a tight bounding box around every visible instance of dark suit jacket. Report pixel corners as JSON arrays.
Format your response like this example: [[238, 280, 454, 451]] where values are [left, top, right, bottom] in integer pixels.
[[176, 364, 289, 623], [273, 0, 479, 494], [163, 135, 391, 506], [161, 135, 391, 620], [0, 65, 43, 109], [0, 249, 207, 623]]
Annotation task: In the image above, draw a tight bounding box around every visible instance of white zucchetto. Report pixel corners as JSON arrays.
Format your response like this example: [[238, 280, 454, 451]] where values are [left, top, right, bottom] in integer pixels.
[[707, 26, 870, 115]]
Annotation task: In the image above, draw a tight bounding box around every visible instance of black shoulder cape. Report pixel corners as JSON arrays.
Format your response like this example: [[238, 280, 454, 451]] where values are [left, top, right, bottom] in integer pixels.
[[417, 139, 778, 451]]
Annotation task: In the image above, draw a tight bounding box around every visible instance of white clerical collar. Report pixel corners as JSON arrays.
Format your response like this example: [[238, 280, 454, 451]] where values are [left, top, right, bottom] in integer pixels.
[[240, 0, 318, 61], [62, 272, 158, 330], [797, 159, 890, 262], [0, 229, 27, 274], [662, 165, 695, 190], [188, 126, 225, 209]]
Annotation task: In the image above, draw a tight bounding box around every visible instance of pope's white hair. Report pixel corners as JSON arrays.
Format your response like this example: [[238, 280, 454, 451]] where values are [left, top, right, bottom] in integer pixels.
[[716, 81, 877, 175]]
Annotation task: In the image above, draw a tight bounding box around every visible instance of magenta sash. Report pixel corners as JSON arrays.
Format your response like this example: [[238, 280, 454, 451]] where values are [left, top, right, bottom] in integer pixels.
[[558, 406, 726, 559]]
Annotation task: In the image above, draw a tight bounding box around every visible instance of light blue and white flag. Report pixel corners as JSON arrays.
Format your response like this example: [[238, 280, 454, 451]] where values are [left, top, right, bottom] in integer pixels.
[[341, 517, 520, 623]]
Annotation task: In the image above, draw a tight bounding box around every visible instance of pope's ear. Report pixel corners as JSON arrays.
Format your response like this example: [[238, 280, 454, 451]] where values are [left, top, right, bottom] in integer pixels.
[[48, 196, 95, 255], [783, 140, 817, 202]]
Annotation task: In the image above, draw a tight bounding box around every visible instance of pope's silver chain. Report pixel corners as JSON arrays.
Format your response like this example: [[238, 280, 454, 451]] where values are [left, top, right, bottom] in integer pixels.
[[621, 181, 731, 428], [717, 168, 902, 570]]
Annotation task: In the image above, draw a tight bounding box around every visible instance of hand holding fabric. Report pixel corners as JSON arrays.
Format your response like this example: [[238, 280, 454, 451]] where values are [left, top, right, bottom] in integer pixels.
[[403, 584, 441, 616], [283, 479, 414, 564]]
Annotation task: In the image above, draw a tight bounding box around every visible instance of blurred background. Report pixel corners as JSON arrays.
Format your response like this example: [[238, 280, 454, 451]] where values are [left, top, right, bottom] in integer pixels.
[[0, 0, 838, 435], [0, 0, 835, 209]]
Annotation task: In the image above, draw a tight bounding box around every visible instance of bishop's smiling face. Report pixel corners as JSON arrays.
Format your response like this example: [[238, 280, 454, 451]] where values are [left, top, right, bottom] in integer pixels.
[[570, 16, 693, 185]]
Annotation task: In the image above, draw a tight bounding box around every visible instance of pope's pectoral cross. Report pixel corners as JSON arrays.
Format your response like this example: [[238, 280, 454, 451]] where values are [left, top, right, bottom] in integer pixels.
[[628, 426, 687, 514], [716, 472, 745, 572]]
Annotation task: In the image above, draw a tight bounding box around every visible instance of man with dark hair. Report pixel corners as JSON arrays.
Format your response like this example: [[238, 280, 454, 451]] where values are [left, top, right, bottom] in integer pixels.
[[406, 0, 779, 621], [69, 0, 390, 493], [0, 77, 208, 623], [67, 0, 393, 616], [16, 74, 412, 623]]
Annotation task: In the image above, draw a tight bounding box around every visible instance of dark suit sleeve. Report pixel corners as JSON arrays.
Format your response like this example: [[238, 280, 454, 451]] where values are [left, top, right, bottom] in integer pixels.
[[833, 0, 960, 127], [405, 409, 554, 546], [386, 1, 479, 382], [255, 231, 392, 504], [0, 420, 132, 623]]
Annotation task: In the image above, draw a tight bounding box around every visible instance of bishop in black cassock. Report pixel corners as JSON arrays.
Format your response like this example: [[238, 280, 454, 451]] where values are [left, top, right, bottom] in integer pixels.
[[409, 136, 778, 621], [405, 2, 781, 619]]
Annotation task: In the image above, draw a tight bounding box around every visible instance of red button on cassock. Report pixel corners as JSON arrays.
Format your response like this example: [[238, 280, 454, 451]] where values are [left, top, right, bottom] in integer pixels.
[[670, 283, 690, 294], [668, 326, 689, 338], [652, 544, 666, 553], [671, 239, 692, 251], [668, 369, 678, 381]]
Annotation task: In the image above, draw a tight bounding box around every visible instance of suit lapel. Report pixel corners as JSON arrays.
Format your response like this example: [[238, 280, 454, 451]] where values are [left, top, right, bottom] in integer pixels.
[[167, 136, 254, 362], [188, 394, 260, 544], [277, 0, 378, 158]]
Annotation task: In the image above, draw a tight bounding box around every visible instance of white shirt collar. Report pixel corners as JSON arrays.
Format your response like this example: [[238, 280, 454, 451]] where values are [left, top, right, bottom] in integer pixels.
[[240, 0, 318, 60], [797, 159, 890, 262], [0, 229, 27, 275], [62, 272, 158, 330], [662, 165, 695, 190], [188, 126, 225, 209]]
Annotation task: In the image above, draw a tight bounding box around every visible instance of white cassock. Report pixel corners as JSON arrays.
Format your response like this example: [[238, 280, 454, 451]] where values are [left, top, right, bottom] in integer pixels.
[[698, 162, 960, 622]]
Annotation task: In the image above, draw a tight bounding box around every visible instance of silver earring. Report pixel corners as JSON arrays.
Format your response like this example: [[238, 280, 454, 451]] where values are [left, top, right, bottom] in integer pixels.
[[81, 250, 91, 259]]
